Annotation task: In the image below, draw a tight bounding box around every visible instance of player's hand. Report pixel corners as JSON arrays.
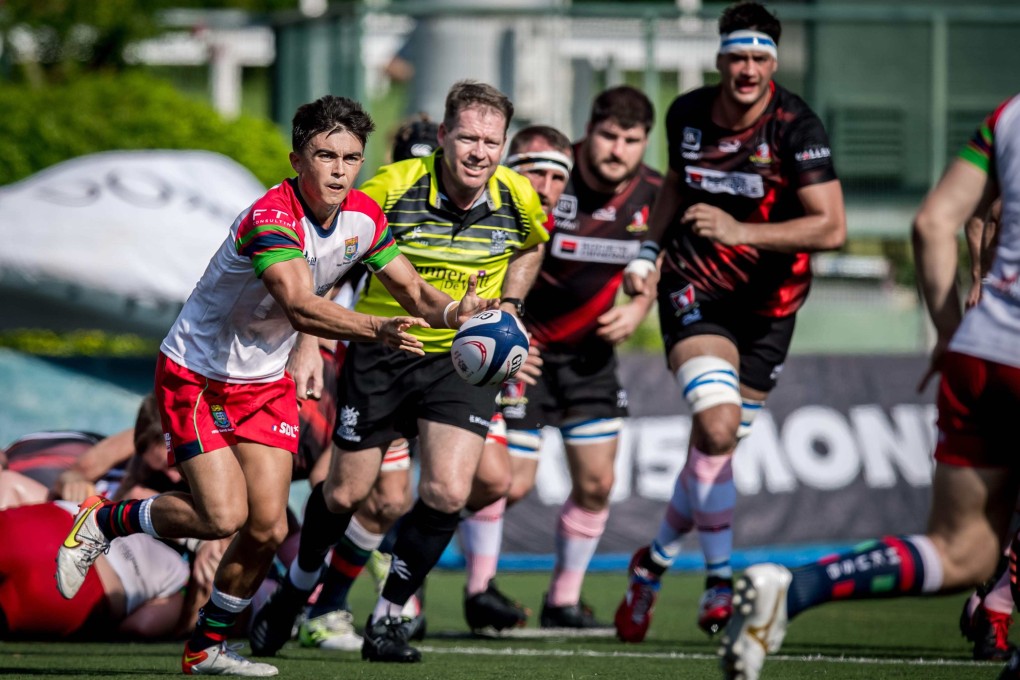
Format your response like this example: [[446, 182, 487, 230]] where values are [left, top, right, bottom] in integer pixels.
[[52, 469, 96, 504], [965, 281, 982, 310], [596, 301, 645, 346], [515, 341, 544, 386], [379, 316, 427, 355], [191, 538, 229, 591], [455, 274, 499, 325], [684, 203, 747, 246], [287, 334, 325, 400]]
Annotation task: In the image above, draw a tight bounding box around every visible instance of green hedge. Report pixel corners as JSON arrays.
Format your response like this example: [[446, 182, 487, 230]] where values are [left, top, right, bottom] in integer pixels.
[[0, 71, 292, 187]]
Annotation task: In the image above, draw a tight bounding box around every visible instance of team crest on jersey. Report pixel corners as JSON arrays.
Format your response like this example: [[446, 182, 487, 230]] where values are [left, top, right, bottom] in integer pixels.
[[343, 237, 359, 262], [490, 230, 508, 255], [750, 142, 772, 165], [626, 206, 649, 233], [682, 127, 702, 151], [498, 380, 529, 419], [337, 405, 361, 442], [210, 404, 232, 432]]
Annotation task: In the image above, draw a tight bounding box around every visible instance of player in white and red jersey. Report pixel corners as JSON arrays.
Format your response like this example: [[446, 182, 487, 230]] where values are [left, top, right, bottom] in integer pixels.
[[55, 95, 493, 677], [717, 93, 1020, 680], [617, 1, 846, 644]]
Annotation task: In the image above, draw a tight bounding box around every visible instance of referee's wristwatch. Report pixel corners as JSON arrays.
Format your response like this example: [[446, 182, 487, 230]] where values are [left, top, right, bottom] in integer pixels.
[[500, 297, 525, 318]]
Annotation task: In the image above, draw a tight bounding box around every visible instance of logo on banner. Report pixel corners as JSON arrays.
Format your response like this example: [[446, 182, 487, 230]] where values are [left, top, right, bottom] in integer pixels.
[[343, 237, 359, 262]]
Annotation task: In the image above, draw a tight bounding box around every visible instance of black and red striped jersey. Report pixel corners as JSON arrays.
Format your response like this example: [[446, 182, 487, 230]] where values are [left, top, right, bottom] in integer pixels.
[[525, 145, 662, 348], [662, 82, 838, 317]]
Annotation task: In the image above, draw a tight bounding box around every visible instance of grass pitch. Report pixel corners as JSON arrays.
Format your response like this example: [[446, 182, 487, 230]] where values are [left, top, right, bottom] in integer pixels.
[[0, 570, 1005, 679]]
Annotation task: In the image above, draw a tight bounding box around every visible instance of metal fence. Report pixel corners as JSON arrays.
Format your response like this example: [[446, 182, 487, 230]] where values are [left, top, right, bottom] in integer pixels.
[[269, 1, 1020, 353]]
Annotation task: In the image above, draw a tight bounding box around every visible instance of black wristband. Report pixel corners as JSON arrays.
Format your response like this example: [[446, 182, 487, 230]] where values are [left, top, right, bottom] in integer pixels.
[[500, 297, 525, 317], [637, 240, 661, 262]]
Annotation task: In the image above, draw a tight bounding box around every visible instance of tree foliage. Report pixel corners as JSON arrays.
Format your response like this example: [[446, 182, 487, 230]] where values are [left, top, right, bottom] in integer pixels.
[[0, 72, 292, 187]]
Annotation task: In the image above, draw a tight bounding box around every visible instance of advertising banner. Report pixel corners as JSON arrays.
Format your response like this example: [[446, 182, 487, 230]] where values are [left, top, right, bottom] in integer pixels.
[[502, 353, 938, 557]]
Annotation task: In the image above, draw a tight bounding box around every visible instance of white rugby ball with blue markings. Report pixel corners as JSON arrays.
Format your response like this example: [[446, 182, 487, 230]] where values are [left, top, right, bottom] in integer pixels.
[[451, 310, 530, 386]]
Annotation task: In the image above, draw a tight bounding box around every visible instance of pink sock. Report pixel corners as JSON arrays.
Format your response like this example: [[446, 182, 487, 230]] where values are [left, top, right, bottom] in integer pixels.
[[985, 568, 1015, 615], [548, 498, 608, 607], [461, 497, 506, 596]]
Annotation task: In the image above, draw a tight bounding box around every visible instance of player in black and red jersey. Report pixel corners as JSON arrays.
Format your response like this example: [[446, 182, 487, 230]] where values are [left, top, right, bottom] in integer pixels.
[[460, 86, 663, 632], [615, 1, 846, 643]]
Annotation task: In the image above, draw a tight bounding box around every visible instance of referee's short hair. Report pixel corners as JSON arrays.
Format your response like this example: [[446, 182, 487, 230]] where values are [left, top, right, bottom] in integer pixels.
[[443, 80, 514, 133]]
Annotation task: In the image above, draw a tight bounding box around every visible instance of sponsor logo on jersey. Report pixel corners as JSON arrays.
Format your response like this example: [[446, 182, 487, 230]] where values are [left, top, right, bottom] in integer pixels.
[[626, 206, 650, 233], [685, 166, 764, 198], [343, 236, 359, 262], [210, 404, 232, 431], [337, 405, 362, 442], [551, 233, 641, 264], [719, 138, 742, 153], [750, 142, 772, 165], [409, 225, 424, 241], [554, 194, 578, 221], [681, 151, 702, 161], [681, 309, 703, 326], [592, 206, 617, 221], [794, 146, 832, 163], [682, 126, 702, 151], [490, 229, 508, 255], [307, 255, 318, 266]]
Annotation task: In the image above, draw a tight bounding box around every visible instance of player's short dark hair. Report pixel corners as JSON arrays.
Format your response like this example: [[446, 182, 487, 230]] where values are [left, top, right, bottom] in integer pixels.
[[589, 85, 655, 133], [133, 392, 163, 457], [719, 1, 781, 44], [443, 80, 514, 133], [509, 125, 573, 157], [291, 95, 376, 153], [392, 113, 440, 162]]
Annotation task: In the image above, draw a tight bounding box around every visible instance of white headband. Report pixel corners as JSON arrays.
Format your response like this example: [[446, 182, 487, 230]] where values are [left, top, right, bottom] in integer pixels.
[[719, 30, 778, 58], [505, 150, 573, 180]]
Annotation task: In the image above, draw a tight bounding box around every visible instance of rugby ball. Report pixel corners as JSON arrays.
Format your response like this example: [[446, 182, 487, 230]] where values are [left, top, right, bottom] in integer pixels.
[[451, 310, 530, 386]]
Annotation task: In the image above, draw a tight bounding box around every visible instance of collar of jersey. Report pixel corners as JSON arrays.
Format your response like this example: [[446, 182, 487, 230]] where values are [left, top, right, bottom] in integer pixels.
[[287, 177, 342, 238], [427, 150, 502, 213]]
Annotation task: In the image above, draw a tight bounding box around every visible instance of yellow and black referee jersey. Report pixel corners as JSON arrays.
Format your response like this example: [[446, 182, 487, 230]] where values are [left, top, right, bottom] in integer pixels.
[[356, 150, 550, 352]]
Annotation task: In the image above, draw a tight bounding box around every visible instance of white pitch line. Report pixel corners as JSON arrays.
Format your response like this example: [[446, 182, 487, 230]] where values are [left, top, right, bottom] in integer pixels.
[[418, 645, 990, 668]]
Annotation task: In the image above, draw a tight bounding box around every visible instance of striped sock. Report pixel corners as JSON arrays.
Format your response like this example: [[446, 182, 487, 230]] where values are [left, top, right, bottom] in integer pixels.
[[95, 499, 146, 538], [786, 535, 943, 619], [188, 588, 250, 651], [309, 516, 383, 618]]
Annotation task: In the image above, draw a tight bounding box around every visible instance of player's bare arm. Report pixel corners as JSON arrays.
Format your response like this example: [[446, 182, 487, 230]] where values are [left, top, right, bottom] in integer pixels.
[[913, 158, 995, 391], [287, 333, 326, 400], [685, 179, 846, 252], [498, 243, 545, 383], [596, 277, 658, 346], [52, 429, 135, 503], [624, 168, 683, 296], [262, 256, 426, 354], [374, 252, 497, 329]]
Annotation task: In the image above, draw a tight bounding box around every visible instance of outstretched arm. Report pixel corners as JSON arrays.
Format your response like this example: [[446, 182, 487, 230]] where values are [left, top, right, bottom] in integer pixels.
[[262, 257, 427, 355], [374, 253, 498, 330]]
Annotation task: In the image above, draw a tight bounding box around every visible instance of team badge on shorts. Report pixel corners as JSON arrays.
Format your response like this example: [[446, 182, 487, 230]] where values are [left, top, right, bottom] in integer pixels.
[[343, 237, 359, 262], [210, 404, 233, 432], [670, 284, 702, 325], [337, 405, 361, 442]]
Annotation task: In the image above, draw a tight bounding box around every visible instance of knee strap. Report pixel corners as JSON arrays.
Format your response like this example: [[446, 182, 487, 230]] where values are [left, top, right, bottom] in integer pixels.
[[676, 356, 741, 414], [560, 417, 623, 446], [506, 428, 542, 460]]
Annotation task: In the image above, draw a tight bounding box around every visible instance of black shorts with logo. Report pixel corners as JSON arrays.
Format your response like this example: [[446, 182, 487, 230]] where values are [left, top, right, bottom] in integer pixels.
[[658, 275, 796, 393], [333, 342, 499, 451], [499, 338, 628, 431]]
